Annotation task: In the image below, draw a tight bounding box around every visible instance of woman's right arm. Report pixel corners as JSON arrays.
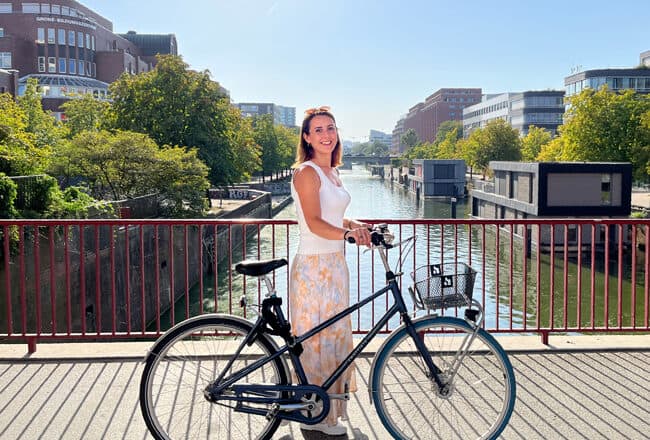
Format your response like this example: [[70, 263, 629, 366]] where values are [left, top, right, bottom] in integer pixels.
[[293, 166, 349, 240]]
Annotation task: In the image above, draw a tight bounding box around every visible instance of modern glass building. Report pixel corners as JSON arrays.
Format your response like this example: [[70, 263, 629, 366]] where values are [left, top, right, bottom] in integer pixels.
[[463, 90, 565, 137], [564, 68, 650, 97]]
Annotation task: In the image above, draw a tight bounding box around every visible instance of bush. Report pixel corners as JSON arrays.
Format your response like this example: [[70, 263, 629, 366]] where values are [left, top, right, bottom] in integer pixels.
[[0, 173, 18, 218]]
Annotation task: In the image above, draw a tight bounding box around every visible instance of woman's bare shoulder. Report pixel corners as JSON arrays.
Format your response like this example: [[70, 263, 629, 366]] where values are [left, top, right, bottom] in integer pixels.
[[293, 164, 319, 188]]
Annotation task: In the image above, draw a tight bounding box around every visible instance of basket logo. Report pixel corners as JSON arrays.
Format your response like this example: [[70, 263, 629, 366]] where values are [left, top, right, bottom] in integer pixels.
[[430, 264, 442, 276], [442, 275, 454, 288]]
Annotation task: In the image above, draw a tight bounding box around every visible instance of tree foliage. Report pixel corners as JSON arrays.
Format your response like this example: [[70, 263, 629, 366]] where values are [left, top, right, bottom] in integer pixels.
[[401, 128, 420, 150], [252, 114, 280, 180], [435, 120, 463, 144], [351, 140, 390, 156], [538, 86, 650, 181], [521, 125, 552, 161], [109, 55, 259, 186], [60, 93, 111, 138], [0, 93, 51, 175], [461, 119, 521, 174], [49, 130, 210, 216], [16, 78, 64, 154], [273, 124, 299, 172]]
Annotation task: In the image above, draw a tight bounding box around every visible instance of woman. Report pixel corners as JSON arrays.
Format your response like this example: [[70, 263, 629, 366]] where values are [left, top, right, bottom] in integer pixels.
[[290, 106, 371, 436]]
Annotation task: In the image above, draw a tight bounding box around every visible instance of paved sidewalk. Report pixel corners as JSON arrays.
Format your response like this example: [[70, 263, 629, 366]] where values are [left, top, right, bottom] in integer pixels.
[[1, 335, 649, 439]]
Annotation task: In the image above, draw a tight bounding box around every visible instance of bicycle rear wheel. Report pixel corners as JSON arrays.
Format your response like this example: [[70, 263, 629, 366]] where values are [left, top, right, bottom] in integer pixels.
[[371, 316, 516, 440], [140, 314, 290, 440]]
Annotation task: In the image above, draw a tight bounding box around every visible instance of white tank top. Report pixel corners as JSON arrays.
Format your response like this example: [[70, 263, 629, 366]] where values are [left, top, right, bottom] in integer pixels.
[[291, 161, 351, 255]]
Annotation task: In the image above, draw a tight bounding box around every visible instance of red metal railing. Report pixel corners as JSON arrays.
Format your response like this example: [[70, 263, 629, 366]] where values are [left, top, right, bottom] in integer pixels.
[[1, 218, 649, 352]]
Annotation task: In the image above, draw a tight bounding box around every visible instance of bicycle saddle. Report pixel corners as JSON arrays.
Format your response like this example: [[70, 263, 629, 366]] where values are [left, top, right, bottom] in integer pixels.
[[235, 258, 288, 276]]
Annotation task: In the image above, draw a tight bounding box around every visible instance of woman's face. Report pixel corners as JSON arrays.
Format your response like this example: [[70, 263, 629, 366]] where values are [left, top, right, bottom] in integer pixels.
[[303, 115, 338, 157]]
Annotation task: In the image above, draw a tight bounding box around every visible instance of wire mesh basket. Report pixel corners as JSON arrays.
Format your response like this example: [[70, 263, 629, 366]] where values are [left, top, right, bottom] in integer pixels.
[[410, 262, 477, 310]]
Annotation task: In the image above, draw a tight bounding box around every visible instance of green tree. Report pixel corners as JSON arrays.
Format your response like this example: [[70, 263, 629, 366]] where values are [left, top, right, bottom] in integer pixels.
[[109, 55, 259, 186], [16, 78, 64, 154], [403, 142, 437, 159], [521, 125, 552, 161], [435, 120, 463, 144], [50, 130, 210, 216], [547, 86, 650, 180], [436, 127, 461, 159], [462, 120, 522, 176], [252, 114, 280, 182], [0, 93, 49, 175], [401, 128, 420, 150], [274, 124, 299, 176], [0, 173, 18, 218], [536, 136, 566, 162], [60, 93, 111, 138]]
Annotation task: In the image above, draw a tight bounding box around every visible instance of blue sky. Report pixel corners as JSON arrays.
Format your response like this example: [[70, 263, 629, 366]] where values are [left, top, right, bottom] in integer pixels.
[[82, 0, 649, 141]]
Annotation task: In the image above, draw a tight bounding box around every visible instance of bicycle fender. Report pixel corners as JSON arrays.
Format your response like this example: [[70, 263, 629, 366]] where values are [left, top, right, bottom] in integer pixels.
[[142, 313, 261, 362], [367, 315, 468, 404]]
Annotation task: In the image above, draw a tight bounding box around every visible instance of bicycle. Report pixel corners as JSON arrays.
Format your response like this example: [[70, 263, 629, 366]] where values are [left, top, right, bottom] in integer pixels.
[[139, 224, 516, 439]]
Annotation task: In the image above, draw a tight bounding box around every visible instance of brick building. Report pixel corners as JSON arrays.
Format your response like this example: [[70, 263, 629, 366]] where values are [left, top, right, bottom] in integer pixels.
[[0, 1, 176, 117], [402, 88, 482, 145]]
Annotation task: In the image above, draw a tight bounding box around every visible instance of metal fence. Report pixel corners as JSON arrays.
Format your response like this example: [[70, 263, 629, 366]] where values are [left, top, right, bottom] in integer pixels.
[[1, 218, 649, 352]]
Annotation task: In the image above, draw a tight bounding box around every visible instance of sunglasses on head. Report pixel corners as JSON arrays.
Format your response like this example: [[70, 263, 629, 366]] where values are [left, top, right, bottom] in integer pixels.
[[304, 106, 331, 115]]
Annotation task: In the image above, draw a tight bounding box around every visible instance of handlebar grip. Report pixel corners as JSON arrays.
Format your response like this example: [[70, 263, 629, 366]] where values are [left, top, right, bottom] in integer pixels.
[[347, 231, 384, 245]]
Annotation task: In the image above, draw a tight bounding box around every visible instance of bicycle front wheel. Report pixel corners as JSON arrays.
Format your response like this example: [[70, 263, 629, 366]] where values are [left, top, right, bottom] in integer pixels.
[[371, 316, 516, 440], [140, 314, 290, 440]]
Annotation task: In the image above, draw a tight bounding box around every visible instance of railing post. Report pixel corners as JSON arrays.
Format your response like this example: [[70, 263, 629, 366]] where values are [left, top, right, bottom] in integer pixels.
[[540, 331, 549, 346], [27, 337, 37, 354]]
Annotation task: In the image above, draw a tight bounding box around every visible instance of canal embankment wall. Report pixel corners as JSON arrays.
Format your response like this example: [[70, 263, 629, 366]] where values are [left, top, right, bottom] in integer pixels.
[[1, 188, 289, 336]]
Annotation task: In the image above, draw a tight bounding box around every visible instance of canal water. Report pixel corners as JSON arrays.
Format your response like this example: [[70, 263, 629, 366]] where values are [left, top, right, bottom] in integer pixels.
[[164, 166, 646, 333]]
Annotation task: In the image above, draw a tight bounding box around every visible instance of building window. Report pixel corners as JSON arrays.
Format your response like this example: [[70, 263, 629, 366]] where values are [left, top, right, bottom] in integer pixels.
[[23, 3, 40, 13], [40, 3, 51, 14], [48, 56, 55, 72], [91, 35, 95, 51], [601, 174, 612, 205], [0, 3, 12, 13], [69, 58, 76, 74], [51, 4, 59, 14], [57, 28, 64, 44], [58, 57, 66, 73], [78, 60, 84, 75], [85, 33, 90, 50], [0, 52, 11, 68], [61, 5, 69, 15], [47, 28, 55, 43], [38, 56, 45, 72], [68, 30, 75, 46], [77, 31, 83, 48], [37, 28, 45, 43], [92, 62, 96, 77], [0, 28, 3, 37], [86, 61, 90, 76]]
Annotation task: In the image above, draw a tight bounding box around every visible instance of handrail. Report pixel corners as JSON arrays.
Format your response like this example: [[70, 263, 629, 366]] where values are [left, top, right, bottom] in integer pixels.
[[1, 218, 649, 352]]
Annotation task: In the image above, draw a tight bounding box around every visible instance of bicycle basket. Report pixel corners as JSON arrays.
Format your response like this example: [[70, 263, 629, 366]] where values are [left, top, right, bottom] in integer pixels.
[[410, 262, 476, 310]]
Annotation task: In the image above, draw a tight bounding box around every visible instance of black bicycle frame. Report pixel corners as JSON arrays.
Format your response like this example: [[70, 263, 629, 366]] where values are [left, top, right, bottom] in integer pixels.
[[210, 274, 444, 398]]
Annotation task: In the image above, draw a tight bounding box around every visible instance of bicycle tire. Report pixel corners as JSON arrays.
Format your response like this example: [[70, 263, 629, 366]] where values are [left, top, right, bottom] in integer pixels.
[[140, 314, 291, 440], [371, 316, 516, 440]]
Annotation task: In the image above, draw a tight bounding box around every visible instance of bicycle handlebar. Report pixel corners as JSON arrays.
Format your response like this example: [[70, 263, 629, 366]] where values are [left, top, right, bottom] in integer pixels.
[[346, 224, 395, 248]]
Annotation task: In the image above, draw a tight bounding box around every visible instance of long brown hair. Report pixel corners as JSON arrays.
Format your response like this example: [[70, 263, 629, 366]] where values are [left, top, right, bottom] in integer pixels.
[[293, 108, 343, 168]]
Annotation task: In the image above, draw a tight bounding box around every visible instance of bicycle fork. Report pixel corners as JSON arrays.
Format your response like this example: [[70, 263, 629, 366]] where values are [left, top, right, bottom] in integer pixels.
[[404, 302, 485, 397]]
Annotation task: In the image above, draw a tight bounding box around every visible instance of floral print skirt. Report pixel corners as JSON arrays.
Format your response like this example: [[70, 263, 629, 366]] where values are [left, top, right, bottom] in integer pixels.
[[289, 251, 357, 425]]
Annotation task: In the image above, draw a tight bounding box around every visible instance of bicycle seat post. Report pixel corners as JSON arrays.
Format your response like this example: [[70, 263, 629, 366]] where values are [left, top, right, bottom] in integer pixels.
[[261, 275, 277, 297]]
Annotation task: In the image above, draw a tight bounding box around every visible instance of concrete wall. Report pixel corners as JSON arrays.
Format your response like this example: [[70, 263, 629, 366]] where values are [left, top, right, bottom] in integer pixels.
[[0, 194, 273, 335]]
